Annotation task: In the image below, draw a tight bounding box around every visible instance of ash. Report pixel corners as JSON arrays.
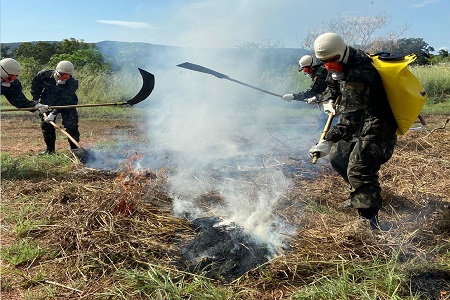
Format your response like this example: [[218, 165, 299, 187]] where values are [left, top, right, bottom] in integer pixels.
[[178, 216, 273, 281]]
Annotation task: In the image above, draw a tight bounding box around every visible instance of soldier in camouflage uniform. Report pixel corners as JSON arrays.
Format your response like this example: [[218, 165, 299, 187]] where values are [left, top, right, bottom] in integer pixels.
[[1, 58, 48, 113], [309, 33, 397, 229], [31, 61, 80, 154], [282, 55, 339, 130]]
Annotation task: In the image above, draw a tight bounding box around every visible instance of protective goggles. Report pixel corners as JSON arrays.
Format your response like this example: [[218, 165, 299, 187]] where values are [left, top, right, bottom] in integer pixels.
[[2, 74, 18, 83], [302, 66, 313, 74], [1, 65, 18, 82], [323, 62, 343, 73], [56, 71, 71, 81]]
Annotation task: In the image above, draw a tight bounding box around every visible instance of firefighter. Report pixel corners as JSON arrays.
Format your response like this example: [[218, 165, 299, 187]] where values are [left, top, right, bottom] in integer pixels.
[[31, 60, 80, 154], [282, 55, 339, 130], [309, 33, 397, 230], [1, 58, 48, 113], [282, 55, 328, 103]]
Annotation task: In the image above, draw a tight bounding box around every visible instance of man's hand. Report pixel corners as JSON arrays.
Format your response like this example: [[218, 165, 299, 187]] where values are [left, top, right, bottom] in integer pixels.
[[305, 94, 323, 105], [282, 94, 294, 102], [44, 112, 57, 123], [322, 100, 337, 115], [309, 139, 332, 158], [34, 103, 49, 114]]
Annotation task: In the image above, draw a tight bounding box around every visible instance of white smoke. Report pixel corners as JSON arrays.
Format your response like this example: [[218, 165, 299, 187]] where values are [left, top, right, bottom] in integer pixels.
[[138, 45, 314, 251]]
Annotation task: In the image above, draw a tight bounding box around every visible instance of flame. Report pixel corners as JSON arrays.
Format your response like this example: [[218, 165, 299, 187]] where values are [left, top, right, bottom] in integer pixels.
[[114, 153, 154, 215]]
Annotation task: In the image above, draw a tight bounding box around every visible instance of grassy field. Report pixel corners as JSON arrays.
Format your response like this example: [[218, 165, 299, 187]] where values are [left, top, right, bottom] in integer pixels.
[[1, 111, 449, 299]]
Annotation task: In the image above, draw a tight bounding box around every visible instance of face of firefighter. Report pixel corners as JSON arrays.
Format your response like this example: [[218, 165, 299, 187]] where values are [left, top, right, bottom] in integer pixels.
[[324, 61, 345, 80], [53, 71, 72, 85], [1, 65, 18, 86], [302, 66, 314, 77]]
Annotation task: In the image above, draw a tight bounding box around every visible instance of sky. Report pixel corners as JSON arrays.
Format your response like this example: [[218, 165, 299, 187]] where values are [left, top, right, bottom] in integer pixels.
[[1, 0, 449, 52]]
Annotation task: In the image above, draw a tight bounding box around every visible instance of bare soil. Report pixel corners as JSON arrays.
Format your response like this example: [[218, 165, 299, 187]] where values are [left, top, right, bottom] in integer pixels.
[[1, 112, 449, 299]]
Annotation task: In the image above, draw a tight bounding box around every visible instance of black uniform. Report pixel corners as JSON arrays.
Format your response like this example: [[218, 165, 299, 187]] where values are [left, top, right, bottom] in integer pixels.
[[1, 79, 37, 108], [31, 69, 80, 151], [324, 47, 397, 220]]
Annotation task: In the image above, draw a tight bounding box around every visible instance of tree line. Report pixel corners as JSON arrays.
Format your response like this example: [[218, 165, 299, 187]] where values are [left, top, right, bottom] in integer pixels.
[[1, 38, 111, 89]]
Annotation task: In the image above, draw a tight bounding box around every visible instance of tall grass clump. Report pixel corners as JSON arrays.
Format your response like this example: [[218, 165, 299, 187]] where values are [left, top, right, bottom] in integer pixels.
[[411, 64, 450, 103], [0, 152, 73, 180], [102, 266, 236, 300], [1, 239, 45, 266], [291, 258, 419, 300]]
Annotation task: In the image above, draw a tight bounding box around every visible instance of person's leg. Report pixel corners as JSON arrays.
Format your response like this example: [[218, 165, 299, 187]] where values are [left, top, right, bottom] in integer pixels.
[[347, 139, 396, 229], [329, 140, 355, 209], [329, 140, 354, 183], [40, 118, 56, 154]]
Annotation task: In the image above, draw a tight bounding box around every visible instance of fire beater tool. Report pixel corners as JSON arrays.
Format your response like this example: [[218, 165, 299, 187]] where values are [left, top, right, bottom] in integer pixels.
[[176, 62, 307, 102], [1, 68, 155, 112], [312, 113, 334, 164], [42, 112, 89, 162]]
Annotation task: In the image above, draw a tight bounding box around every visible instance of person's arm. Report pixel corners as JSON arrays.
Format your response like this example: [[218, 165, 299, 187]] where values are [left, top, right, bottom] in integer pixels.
[[293, 70, 328, 101], [59, 78, 79, 105], [2, 80, 36, 108]]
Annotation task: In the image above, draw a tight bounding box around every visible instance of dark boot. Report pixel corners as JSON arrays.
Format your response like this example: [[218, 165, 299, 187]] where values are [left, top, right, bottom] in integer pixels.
[[69, 140, 79, 150], [39, 141, 55, 155], [358, 208, 380, 230], [39, 148, 55, 155]]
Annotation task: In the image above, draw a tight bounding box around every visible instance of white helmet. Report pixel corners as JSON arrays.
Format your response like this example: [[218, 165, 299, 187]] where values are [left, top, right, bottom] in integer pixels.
[[298, 55, 318, 69], [1, 58, 22, 78], [56, 60, 74, 74], [314, 33, 349, 63]]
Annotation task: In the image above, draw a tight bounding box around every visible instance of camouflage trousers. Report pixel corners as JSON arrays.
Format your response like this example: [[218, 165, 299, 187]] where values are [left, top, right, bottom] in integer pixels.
[[329, 138, 396, 209], [41, 108, 80, 149]]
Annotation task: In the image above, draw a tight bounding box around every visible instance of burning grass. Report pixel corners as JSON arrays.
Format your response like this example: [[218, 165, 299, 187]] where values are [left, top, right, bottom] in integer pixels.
[[1, 115, 449, 299]]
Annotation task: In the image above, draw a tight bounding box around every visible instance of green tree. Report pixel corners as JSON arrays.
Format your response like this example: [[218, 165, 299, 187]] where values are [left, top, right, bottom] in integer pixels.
[[1, 44, 12, 58], [57, 38, 92, 55], [392, 38, 434, 55], [16, 57, 43, 92], [49, 48, 110, 72], [391, 38, 434, 65], [12, 41, 57, 65], [439, 49, 449, 57]]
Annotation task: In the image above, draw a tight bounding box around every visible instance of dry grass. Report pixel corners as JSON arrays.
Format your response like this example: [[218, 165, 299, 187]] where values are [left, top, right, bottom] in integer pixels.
[[1, 115, 449, 299]]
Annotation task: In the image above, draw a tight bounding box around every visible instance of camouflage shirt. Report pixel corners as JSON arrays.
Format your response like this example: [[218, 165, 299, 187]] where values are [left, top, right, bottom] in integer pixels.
[[293, 65, 328, 101], [1, 80, 36, 108], [324, 48, 397, 142], [30, 69, 79, 106]]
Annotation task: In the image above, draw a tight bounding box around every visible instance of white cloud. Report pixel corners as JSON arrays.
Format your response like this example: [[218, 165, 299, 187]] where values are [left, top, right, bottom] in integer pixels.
[[410, 0, 440, 8], [96, 20, 155, 29]]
